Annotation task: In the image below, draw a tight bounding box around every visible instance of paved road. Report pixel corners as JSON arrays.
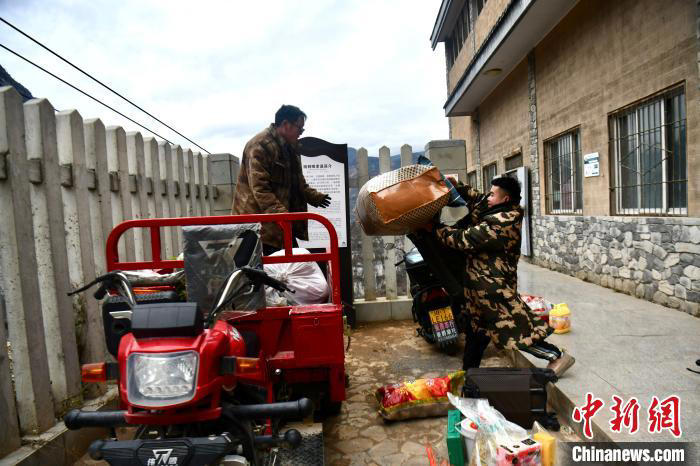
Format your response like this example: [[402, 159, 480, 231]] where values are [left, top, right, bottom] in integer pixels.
[[517, 260, 700, 446]]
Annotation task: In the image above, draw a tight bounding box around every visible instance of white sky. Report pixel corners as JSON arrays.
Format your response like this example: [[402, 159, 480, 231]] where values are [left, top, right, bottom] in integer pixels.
[[0, 0, 449, 157]]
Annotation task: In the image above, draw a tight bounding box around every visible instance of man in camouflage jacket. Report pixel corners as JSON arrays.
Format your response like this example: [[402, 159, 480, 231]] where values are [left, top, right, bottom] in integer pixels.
[[232, 105, 330, 252], [430, 176, 575, 377]]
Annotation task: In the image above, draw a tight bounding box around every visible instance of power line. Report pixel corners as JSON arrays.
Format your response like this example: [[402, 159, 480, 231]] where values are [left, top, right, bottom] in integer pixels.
[[0, 16, 210, 154], [0, 42, 176, 145]]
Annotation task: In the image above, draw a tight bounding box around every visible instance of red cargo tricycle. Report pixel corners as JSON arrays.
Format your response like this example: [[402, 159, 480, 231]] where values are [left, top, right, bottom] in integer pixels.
[[64, 213, 346, 466]]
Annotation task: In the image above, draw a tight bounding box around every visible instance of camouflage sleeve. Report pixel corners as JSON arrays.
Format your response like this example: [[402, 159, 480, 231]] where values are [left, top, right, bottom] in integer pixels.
[[434, 222, 502, 253], [300, 173, 326, 206], [455, 184, 490, 212], [246, 144, 287, 214], [455, 184, 480, 202]]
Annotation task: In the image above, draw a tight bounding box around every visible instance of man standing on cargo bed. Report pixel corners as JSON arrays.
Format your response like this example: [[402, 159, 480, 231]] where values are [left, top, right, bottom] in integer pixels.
[[426, 176, 575, 377], [232, 105, 331, 255]]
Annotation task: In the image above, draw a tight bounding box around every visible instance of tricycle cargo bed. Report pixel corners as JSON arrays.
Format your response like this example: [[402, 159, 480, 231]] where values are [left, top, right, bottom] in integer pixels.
[[223, 304, 344, 369], [104, 213, 348, 409]]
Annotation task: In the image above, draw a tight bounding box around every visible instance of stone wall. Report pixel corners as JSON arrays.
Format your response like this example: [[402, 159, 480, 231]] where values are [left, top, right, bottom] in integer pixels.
[[529, 216, 700, 316]]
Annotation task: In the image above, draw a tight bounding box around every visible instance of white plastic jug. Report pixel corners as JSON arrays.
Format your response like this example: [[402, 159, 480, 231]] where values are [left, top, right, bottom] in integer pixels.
[[457, 417, 479, 461]]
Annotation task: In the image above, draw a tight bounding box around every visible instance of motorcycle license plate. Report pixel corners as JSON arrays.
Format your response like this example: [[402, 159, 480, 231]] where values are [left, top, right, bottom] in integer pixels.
[[429, 307, 457, 342]]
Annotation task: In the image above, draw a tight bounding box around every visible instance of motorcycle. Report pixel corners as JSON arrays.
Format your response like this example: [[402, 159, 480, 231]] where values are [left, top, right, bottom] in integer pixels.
[[398, 230, 469, 354], [64, 265, 312, 466]]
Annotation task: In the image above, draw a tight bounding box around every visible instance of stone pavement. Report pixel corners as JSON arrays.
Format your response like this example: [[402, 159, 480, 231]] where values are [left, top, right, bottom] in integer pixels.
[[516, 260, 700, 445], [324, 320, 496, 465], [323, 320, 581, 465]]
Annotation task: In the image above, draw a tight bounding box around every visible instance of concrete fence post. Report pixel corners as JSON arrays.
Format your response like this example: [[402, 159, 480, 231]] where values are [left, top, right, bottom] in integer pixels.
[[0, 86, 54, 435], [85, 118, 110, 262], [196, 152, 207, 216], [184, 148, 195, 217], [135, 133, 152, 259], [145, 137, 163, 259], [174, 145, 186, 250], [56, 110, 106, 396], [356, 147, 376, 301], [205, 154, 217, 215], [202, 154, 211, 215], [106, 126, 128, 261], [0, 295, 21, 455], [208, 153, 239, 215], [379, 146, 398, 300], [191, 151, 199, 216], [126, 132, 146, 261], [425, 140, 468, 224], [24, 98, 82, 414], [160, 142, 178, 257], [400, 143, 414, 296], [114, 126, 136, 261], [191, 150, 200, 216]]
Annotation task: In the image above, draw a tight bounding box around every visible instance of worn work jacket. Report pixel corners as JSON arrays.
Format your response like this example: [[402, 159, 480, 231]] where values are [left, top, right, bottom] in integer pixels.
[[232, 124, 326, 248], [433, 184, 553, 350]]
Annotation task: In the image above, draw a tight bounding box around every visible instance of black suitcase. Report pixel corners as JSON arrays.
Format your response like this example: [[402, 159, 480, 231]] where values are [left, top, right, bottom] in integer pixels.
[[462, 367, 560, 431]]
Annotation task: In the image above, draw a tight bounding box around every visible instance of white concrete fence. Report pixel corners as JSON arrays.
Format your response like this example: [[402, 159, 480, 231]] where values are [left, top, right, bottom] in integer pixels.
[[0, 79, 465, 459], [0, 85, 237, 457], [352, 140, 467, 322], [354, 145, 413, 301]]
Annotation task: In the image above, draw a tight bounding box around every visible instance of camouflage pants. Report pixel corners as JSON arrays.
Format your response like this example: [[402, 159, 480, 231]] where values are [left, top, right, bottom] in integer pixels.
[[463, 285, 553, 352]]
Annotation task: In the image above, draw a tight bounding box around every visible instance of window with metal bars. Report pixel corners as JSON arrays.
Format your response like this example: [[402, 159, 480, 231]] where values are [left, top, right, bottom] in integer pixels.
[[545, 129, 582, 214], [446, 1, 473, 70], [482, 162, 497, 189], [445, 40, 454, 69], [610, 87, 687, 216], [461, 2, 471, 40], [467, 170, 477, 188]]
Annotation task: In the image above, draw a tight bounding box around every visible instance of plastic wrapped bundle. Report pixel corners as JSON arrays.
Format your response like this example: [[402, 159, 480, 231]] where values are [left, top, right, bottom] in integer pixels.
[[263, 248, 329, 306], [375, 371, 465, 421], [355, 164, 451, 235]]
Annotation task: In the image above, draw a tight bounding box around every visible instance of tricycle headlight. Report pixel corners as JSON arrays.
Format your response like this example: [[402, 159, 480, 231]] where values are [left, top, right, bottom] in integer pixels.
[[127, 351, 198, 407]]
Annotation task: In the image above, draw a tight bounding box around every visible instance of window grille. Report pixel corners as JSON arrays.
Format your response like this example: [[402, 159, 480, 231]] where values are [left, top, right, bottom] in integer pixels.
[[462, 3, 471, 40], [545, 129, 582, 214], [446, 1, 473, 70], [467, 170, 477, 188], [482, 162, 497, 189], [445, 41, 453, 68], [610, 87, 686, 216]]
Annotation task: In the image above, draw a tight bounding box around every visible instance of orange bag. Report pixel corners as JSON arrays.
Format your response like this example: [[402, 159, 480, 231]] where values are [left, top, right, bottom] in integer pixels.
[[356, 165, 451, 235]]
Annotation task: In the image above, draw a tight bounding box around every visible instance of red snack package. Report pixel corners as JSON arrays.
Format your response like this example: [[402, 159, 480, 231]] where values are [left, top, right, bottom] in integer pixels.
[[375, 371, 464, 421]]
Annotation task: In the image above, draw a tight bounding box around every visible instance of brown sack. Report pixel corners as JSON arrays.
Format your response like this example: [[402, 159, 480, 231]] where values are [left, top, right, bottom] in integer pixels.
[[355, 165, 450, 235]]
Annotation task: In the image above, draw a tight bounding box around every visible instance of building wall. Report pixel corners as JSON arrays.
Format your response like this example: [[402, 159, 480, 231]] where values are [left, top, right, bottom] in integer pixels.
[[474, 0, 510, 51], [449, 115, 474, 160], [448, 34, 475, 95], [447, 0, 511, 94], [535, 0, 699, 217], [530, 0, 700, 315], [478, 59, 530, 174], [436, 0, 700, 315]]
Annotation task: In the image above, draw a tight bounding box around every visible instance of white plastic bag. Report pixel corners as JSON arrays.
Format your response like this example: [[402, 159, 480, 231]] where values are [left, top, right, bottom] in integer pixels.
[[263, 248, 329, 305], [448, 393, 537, 466]]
